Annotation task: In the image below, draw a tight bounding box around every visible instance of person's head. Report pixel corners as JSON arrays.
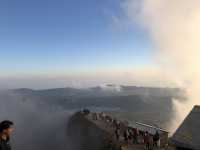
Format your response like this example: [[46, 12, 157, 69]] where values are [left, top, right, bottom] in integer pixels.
[[0, 120, 14, 137]]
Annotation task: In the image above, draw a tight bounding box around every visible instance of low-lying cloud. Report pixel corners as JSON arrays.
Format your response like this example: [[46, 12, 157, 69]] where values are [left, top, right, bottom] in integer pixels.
[[0, 91, 72, 150]]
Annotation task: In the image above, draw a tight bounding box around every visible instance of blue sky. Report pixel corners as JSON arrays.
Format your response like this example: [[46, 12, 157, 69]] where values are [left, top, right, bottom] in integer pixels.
[[0, 0, 157, 89]]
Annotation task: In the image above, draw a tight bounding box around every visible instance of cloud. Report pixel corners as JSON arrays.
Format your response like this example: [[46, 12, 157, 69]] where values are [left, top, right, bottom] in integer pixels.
[[0, 91, 73, 150], [122, 0, 200, 132]]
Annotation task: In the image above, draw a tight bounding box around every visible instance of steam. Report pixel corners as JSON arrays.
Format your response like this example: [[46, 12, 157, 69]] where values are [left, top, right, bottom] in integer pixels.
[[123, 0, 200, 133]]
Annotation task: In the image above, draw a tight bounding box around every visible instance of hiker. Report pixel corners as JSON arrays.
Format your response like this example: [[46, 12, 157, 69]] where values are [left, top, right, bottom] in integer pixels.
[[115, 127, 120, 141], [82, 109, 90, 115], [100, 112, 106, 121], [128, 128, 133, 142], [149, 135, 154, 150], [107, 140, 114, 150], [144, 131, 150, 150], [105, 115, 112, 123], [112, 119, 117, 128], [132, 128, 139, 144], [123, 130, 127, 142], [123, 129, 129, 143], [0, 120, 14, 150], [153, 131, 160, 150], [92, 113, 98, 120]]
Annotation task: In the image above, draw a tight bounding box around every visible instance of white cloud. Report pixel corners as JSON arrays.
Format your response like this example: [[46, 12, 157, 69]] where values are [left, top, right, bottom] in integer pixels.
[[123, 0, 200, 132]]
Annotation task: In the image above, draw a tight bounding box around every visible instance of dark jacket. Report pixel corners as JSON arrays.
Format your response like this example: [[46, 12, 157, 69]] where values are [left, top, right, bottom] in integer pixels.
[[153, 132, 160, 142], [0, 137, 11, 150]]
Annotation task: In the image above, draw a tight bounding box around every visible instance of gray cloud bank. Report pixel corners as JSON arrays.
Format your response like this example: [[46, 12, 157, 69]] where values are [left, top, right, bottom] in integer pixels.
[[0, 91, 73, 150]]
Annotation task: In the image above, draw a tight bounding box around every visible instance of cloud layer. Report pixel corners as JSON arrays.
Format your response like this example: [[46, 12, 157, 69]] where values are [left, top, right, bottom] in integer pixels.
[[0, 91, 72, 150]]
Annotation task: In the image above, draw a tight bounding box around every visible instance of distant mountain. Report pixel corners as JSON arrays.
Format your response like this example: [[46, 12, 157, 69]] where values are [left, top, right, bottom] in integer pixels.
[[9, 85, 185, 130], [11, 85, 185, 99], [12, 88, 35, 94]]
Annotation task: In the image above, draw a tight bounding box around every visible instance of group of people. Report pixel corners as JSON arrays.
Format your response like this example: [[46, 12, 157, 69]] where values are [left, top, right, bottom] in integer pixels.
[[143, 131, 161, 150], [0, 120, 14, 150], [122, 127, 139, 144], [116, 123, 161, 150], [115, 122, 161, 150], [89, 111, 161, 150]]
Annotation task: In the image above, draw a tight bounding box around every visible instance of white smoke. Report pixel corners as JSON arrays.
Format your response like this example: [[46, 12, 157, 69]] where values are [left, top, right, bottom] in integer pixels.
[[123, 0, 200, 133]]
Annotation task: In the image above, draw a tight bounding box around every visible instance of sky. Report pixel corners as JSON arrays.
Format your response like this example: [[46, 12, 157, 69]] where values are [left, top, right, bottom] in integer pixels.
[[0, 0, 157, 89]]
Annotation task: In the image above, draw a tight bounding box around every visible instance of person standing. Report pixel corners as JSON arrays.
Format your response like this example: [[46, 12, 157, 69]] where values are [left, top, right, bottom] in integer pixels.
[[123, 129, 128, 142], [144, 131, 150, 150], [115, 127, 120, 141], [132, 128, 139, 144], [153, 131, 160, 150], [0, 121, 14, 150]]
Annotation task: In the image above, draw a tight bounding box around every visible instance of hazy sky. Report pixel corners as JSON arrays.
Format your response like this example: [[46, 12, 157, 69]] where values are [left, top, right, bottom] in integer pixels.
[[0, 0, 158, 88]]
